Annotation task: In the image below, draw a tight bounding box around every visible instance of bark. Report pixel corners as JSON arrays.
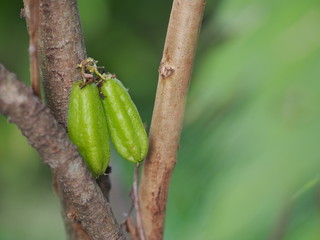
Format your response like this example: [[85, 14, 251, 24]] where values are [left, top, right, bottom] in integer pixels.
[[24, 0, 41, 97], [138, 0, 206, 239], [22, 1, 113, 238], [0, 64, 125, 240], [32, 0, 86, 127]]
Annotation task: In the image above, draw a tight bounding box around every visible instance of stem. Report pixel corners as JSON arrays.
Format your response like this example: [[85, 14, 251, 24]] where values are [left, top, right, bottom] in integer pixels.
[[138, 0, 206, 239], [24, 0, 41, 98], [133, 164, 146, 240]]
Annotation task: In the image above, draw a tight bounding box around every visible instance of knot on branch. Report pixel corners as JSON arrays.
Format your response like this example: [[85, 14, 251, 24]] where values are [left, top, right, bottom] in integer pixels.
[[159, 62, 174, 79], [67, 209, 80, 222]]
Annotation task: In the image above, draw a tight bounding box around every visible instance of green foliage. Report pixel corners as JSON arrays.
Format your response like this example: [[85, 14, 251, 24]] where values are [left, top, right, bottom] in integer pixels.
[[0, 0, 319, 239]]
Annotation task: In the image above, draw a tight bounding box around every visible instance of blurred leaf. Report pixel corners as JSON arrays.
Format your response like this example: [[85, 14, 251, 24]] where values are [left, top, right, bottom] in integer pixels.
[[166, 0, 320, 239]]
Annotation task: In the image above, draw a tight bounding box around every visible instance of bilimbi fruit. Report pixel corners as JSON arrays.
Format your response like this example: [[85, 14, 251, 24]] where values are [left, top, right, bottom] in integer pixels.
[[67, 81, 110, 177], [67, 58, 148, 177], [100, 74, 148, 163]]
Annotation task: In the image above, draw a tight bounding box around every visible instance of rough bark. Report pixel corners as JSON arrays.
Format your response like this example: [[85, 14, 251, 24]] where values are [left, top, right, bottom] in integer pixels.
[[138, 0, 206, 239], [22, 1, 113, 238], [24, 0, 41, 97], [38, 0, 86, 127], [0, 64, 125, 240]]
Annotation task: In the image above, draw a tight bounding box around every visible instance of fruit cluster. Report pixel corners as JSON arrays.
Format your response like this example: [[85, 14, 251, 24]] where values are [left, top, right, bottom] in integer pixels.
[[67, 58, 148, 177]]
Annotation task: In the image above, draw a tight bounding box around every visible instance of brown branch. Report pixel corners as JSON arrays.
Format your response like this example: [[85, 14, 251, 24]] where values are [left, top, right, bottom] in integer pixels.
[[22, 0, 89, 237], [0, 64, 125, 240], [121, 164, 145, 240], [38, 0, 86, 127], [60, 188, 92, 240], [24, 0, 41, 97], [22, 1, 114, 238], [138, 0, 206, 239], [24, 0, 87, 127], [133, 164, 146, 240], [123, 217, 138, 240], [129, 164, 146, 240]]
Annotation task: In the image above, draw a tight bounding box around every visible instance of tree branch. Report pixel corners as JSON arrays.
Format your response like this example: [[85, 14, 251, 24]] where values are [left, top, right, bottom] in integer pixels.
[[22, 1, 113, 238], [27, 0, 87, 127], [133, 164, 146, 240], [0, 64, 125, 240], [24, 0, 41, 98], [138, 0, 206, 239]]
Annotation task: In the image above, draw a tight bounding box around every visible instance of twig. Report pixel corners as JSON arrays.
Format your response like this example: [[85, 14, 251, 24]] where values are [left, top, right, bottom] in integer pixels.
[[24, 0, 41, 98], [132, 164, 146, 240], [122, 216, 137, 240], [0, 64, 125, 240], [121, 164, 146, 240], [138, 0, 206, 239]]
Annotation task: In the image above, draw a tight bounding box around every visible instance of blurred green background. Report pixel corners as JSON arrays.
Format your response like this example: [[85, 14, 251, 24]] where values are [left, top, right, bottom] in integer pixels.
[[1, 0, 320, 239]]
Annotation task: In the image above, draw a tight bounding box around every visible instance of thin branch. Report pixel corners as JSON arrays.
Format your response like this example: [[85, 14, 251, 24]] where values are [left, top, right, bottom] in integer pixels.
[[24, 0, 41, 97], [121, 164, 145, 240], [132, 164, 146, 240], [0, 64, 125, 240], [122, 216, 137, 240], [59, 188, 92, 240], [138, 0, 206, 239]]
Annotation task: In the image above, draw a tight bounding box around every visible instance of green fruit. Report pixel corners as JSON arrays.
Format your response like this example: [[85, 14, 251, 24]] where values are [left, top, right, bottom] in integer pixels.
[[100, 77, 148, 163], [67, 81, 110, 177]]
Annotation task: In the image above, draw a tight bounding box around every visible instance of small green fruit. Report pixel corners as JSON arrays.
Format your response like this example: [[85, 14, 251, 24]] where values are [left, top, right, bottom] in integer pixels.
[[100, 77, 148, 163], [67, 81, 110, 177]]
